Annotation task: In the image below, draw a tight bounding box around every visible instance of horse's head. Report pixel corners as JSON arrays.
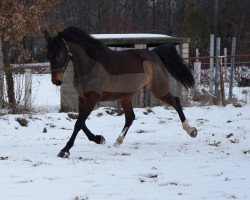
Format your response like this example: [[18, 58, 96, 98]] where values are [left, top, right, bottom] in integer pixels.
[[44, 31, 71, 86]]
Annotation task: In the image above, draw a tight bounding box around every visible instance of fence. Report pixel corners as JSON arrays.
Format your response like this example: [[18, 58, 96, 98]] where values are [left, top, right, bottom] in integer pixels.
[[190, 53, 250, 105], [0, 63, 51, 113]]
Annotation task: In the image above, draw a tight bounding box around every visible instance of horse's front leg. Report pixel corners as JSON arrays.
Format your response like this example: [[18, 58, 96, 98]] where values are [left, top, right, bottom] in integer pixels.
[[57, 92, 105, 158]]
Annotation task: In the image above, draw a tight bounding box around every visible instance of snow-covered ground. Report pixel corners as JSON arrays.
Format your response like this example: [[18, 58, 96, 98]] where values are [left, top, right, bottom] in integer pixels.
[[31, 74, 60, 112], [0, 75, 250, 200]]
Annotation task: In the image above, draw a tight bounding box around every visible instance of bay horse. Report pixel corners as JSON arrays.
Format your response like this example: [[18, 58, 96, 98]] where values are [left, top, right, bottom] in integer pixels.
[[44, 26, 197, 158]]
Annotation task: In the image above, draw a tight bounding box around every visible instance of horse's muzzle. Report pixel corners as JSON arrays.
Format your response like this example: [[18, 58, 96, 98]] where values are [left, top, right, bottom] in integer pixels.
[[51, 71, 64, 86], [55, 80, 63, 86]]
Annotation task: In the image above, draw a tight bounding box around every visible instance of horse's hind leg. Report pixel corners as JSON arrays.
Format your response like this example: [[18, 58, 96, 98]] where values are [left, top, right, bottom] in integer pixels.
[[58, 92, 105, 158], [113, 96, 135, 147], [159, 93, 197, 137]]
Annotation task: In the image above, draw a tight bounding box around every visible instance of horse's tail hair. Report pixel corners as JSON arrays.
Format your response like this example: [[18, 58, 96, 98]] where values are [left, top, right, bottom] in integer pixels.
[[152, 44, 194, 89]]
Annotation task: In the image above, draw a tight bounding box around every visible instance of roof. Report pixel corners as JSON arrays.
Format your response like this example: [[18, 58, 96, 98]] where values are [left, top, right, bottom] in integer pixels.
[[91, 33, 190, 46], [92, 33, 171, 39]]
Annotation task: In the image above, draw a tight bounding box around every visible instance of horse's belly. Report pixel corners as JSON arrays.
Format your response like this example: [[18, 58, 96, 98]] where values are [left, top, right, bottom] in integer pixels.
[[103, 73, 149, 93], [100, 91, 136, 101]]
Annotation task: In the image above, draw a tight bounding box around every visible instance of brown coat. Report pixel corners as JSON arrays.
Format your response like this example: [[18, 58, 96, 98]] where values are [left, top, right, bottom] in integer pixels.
[[68, 43, 170, 99]]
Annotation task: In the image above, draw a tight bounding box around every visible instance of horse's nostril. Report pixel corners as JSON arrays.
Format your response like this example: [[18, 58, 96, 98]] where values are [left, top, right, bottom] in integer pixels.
[[55, 80, 62, 85]]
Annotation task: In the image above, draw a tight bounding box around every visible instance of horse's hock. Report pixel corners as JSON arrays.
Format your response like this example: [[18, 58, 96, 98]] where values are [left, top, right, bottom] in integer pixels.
[[61, 34, 191, 112]]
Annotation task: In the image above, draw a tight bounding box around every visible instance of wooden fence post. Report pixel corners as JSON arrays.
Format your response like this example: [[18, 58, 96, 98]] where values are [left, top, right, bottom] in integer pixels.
[[194, 62, 201, 86], [229, 37, 236, 100], [219, 57, 226, 106], [215, 37, 221, 103], [0, 69, 3, 109], [193, 48, 201, 101], [135, 44, 146, 107], [24, 69, 32, 110], [194, 48, 201, 86], [0, 40, 4, 109], [209, 34, 214, 92], [209, 34, 215, 104], [181, 43, 190, 106], [224, 48, 227, 81]]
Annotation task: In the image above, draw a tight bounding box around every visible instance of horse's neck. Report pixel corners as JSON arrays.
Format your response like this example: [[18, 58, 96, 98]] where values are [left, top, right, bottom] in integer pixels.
[[68, 43, 93, 76], [85, 42, 111, 62]]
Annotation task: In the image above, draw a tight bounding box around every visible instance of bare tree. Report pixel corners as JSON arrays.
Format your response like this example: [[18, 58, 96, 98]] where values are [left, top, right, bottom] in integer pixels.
[[0, 0, 59, 112]]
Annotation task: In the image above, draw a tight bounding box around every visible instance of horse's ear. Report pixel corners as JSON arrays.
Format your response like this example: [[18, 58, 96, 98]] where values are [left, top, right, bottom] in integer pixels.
[[44, 30, 50, 40]]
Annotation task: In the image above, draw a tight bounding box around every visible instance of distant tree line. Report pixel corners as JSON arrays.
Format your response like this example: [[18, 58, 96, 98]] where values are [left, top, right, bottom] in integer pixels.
[[3, 0, 250, 63], [45, 0, 250, 56]]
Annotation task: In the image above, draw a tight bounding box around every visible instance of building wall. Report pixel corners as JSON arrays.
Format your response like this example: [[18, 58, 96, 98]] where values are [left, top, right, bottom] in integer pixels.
[[60, 61, 78, 111]]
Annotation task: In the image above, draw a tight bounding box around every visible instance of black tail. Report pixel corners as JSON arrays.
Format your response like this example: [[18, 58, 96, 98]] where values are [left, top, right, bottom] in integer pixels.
[[152, 44, 194, 89]]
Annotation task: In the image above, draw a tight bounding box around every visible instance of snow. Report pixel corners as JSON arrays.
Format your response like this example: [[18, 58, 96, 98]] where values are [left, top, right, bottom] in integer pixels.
[[0, 75, 250, 200], [31, 74, 60, 112], [11, 62, 50, 68], [92, 33, 170, 39]]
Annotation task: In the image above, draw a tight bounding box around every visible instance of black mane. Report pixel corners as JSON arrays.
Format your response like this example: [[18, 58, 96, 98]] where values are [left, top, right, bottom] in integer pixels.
[[60, 26, 108, 59]]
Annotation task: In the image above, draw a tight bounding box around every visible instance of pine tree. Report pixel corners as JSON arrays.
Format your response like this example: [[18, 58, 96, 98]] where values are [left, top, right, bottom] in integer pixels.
[[177, 0, 210, 53]]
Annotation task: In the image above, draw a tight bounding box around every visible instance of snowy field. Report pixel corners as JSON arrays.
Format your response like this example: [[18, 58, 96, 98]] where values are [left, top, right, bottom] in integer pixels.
[[0, 74, 250, 200]]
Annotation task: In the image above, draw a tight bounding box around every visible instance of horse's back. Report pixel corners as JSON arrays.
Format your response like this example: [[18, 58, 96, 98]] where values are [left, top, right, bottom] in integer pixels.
[[99, 50, 145, 75]]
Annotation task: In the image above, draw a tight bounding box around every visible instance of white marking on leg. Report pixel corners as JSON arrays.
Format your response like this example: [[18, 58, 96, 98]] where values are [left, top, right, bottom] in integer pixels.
[[182, 121, 197, 138], [113, 127, 128, 147]]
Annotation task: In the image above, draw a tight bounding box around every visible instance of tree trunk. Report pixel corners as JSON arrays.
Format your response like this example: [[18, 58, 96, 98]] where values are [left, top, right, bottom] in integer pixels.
[[2, 41, 16, 111]]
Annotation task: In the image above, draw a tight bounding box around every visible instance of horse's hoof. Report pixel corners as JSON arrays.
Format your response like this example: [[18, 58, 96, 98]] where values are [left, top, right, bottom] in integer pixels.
[[113, 142, 120, 148], [190, 127, 198, 138], [57, 150, 70, 158], [182, 121, 198, 138], [95, 135, 106, 144]]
